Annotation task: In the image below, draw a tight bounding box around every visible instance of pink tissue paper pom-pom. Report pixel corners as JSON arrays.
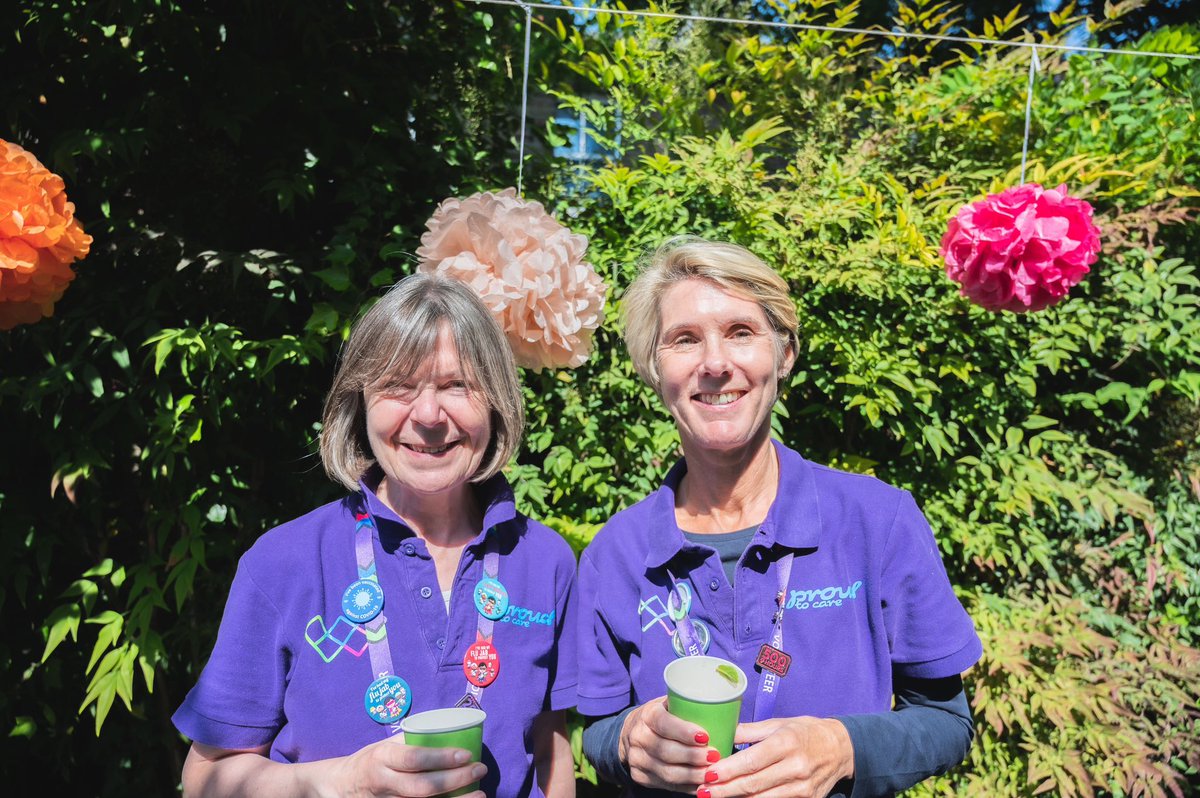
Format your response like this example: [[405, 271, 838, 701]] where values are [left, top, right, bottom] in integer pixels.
[[939, 183, 1101, 313], [416, 188, 608, 371]]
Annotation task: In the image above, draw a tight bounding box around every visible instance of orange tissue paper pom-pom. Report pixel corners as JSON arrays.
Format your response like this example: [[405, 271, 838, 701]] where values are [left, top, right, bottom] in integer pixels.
[[0, 139, 93, 330]]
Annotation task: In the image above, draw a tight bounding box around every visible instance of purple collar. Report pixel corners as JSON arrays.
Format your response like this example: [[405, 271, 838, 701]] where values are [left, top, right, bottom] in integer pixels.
[[642, 439, 824, 568], [357, 467, 519, 548]]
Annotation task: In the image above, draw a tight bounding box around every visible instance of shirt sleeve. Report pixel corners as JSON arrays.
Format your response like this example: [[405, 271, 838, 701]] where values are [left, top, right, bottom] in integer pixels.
[[171, 557, 289, 749], [577, 551, 634, 717], [881, 491, 982, 679], [835, 675, 975, 798], [581, 706, 636, 787], [546, 550, 579, 712]]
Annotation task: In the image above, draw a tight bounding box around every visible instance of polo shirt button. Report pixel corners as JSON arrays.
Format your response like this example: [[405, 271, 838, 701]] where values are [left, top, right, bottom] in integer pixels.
[[402, 543, 416, 556], [744, 624, 752, 633], [420, 586, 432, 599], [709, 579, 719, 591], [436, 637, 445, 649]]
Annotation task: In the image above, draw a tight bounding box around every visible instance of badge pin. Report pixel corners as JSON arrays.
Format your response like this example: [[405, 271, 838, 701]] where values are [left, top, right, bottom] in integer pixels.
[[756, 643, 792, 677], [463, 638, 500, 687], [667, 581, 692, 622], [364, 674, 411, 724], [671, 618, 711, 658], [455, 693, 483, 710], [342, 579, 385, 624], [474, 577, 510, 620]]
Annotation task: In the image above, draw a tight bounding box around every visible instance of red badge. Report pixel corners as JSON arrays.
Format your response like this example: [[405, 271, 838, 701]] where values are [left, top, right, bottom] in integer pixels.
[[756, 643, 792, 677], [463, 637, 500, 687]]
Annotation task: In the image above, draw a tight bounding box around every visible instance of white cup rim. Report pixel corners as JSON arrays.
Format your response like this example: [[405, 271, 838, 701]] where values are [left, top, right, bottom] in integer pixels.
[[399, 707, 487, 734], [663, 655, 748, 704]]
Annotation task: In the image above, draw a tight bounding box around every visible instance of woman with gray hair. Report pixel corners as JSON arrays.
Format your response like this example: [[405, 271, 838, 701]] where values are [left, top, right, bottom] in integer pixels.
[[174, 274, 577, 798], [578, 238, 980, 798]]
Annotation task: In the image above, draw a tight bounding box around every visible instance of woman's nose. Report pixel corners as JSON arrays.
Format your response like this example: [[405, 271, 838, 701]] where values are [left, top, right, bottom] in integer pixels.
[[699, 336, 731, 375], [410, 387, 446, 425]]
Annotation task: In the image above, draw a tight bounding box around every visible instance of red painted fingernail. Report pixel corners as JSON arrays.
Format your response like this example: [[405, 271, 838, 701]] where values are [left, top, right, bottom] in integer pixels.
[[694, 731, 709, 745], [706, 749, 721, 763], [698, 789, 711, 798], [705, 771, 719, 783]]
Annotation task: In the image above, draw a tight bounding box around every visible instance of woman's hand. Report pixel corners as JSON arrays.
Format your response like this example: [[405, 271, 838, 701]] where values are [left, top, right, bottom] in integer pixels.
[[699, 717, 854, 798], [326, 734, 486, 798], [182, 737, 487, 798], [619, 697, 718, 792]]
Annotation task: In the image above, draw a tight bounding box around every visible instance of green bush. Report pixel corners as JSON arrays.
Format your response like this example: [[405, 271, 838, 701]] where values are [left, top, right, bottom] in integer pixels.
[[2, 1, 1198, 795]]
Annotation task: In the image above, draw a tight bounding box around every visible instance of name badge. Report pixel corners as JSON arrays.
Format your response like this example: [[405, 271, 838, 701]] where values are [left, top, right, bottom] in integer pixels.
[[756, 643, 792, 677]]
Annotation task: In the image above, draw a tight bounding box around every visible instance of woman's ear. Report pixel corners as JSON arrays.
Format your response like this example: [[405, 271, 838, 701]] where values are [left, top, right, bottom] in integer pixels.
[[779, 337, 797, 380]]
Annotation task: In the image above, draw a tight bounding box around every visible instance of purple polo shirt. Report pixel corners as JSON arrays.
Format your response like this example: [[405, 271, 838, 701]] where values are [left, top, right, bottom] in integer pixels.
[[173, 472, 577, 798], [578, 440, 980, 723]]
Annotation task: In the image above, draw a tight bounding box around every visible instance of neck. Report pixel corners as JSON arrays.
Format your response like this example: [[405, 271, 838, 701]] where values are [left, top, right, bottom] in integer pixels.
[[675, 432, 778, 534], [376, 479, 482, 547]]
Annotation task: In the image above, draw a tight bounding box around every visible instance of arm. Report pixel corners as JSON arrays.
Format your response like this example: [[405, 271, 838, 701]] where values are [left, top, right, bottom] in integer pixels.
[[580, 707, 635, 786], [533, 709, 575, 798], [837, 675, 973, 797], [180, 739, 487, 798], [703, 676, 973, 798]]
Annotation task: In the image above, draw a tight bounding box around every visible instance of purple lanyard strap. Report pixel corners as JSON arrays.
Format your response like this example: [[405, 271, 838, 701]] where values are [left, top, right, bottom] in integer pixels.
[[668, 546, 794, 724], [753, 552, 793, 722], [354, 512, 402, 736], [466, 541, 501, 705], [356, 513, 502, 732]]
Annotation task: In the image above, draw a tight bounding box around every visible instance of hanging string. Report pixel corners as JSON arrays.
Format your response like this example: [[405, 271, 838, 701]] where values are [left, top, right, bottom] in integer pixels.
[[516, 1, 533, 196], [475, 0, 1200, 62], [1020, 45, 1041, 185]]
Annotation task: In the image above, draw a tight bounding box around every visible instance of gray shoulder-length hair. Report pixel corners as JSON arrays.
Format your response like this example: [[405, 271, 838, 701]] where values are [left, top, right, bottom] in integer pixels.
[[320, 273, 525, 491], [621, 237, 799, 395]]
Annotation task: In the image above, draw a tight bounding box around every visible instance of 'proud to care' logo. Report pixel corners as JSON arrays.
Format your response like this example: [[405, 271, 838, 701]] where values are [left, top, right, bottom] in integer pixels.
[[785, 580, 864, 611]]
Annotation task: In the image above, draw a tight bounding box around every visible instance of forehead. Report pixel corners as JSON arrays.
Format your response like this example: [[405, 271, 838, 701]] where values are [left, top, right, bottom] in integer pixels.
[[659, 279, 768, 330], [372, 323, 471, 387]]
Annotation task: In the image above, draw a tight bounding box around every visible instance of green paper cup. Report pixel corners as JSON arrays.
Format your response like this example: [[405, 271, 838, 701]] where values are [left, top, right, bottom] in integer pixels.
[[399, 707, 486, 797], [663, 656, 747, 757]]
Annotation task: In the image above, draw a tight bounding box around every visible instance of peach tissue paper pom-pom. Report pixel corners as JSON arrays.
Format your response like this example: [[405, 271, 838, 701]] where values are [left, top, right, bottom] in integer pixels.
[[417, 188, 607, 371], [940, 183, 1101, 313], [0, 139, 93, 330]]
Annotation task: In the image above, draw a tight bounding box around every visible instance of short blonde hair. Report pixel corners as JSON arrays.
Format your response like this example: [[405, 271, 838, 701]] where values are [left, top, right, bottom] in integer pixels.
[[320, 273, 525, 491], [621, 237, 799, 394]]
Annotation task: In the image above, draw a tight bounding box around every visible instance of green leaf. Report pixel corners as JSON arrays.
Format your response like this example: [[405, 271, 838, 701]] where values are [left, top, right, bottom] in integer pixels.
[[41, 603, 81, 663]]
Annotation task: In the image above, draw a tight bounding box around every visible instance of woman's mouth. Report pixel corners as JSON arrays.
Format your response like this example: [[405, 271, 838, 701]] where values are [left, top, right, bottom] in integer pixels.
[[695, 391, 745, 406], [403, 441, 458, 455]]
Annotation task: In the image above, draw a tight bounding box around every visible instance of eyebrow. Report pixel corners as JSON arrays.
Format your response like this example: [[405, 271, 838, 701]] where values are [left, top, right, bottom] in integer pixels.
[[660, 316, 767, 340]]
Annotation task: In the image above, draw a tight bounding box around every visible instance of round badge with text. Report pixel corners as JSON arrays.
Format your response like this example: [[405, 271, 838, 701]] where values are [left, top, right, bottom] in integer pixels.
[[364, 674, 411, 724], [342, 579, 385, 624], [463, 639, 501, 687], [671, 618, 711, 658], [474, 577, 510, 620]]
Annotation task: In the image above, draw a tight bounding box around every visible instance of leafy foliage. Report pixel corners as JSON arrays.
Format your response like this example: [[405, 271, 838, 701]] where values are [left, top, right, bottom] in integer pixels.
[[2, 1, 1199, 796]]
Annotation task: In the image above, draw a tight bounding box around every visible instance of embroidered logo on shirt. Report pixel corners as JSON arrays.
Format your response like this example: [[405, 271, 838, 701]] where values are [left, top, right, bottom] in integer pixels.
[[496, 605, 555, 628], [784, 580, 864, 611], [306, 614, 371, 662]]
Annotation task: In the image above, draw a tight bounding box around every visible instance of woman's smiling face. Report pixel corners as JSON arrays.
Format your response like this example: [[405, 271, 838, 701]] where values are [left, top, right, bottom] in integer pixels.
[[656, 279, 792, 456], [364, 325, 492, 501]]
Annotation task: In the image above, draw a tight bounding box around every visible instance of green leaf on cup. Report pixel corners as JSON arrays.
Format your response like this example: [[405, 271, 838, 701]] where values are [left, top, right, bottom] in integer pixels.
[[716, 664, 740, 685]]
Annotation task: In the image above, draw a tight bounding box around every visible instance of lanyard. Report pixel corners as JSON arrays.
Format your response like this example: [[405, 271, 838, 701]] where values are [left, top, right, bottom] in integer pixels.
[[354, 511, 403, 735], [464, 540, 501, 706], [668, 544, 795, 724], [664, 566, 705, 657], [355, 512, 503, 729], [752, 552, 793, 722]]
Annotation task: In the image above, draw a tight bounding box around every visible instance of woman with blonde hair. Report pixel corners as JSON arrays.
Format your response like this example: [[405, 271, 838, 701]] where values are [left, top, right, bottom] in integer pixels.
[[578, 238, 980, 798]]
